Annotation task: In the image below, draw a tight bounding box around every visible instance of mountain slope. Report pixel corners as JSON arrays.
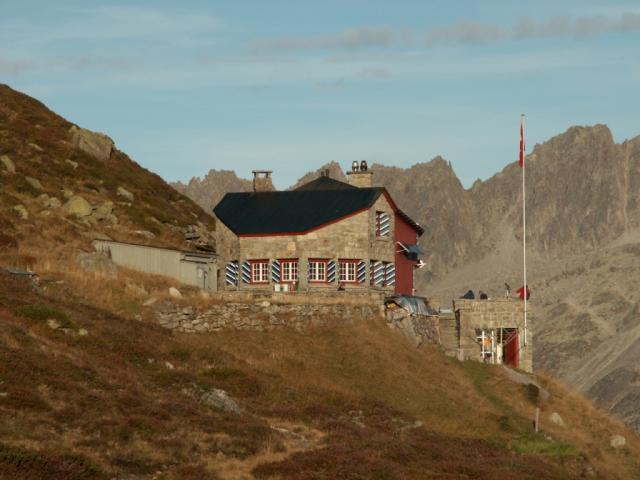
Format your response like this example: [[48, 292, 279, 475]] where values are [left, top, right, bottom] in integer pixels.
[[2, 269, 640, 479], [0, 83, 215, 263]]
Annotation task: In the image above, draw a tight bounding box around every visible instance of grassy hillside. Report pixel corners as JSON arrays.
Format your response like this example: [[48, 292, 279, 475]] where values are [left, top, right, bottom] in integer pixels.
[[0, 83, 215, 272], [1, 268, 639, 479]]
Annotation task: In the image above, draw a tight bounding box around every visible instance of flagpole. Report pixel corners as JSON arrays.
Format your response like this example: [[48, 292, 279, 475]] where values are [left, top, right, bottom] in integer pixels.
[[521, 114, 528, 347]]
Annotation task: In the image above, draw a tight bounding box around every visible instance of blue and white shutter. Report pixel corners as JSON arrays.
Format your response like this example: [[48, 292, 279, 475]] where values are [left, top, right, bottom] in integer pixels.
[[225, 261, 239, 286], [271, 260, 281, 283], [327, 260, 336, 282], [241, 261, 251, 284], [357, 261, 366, 284], [385, 262, 396, 286], [372, 260, 385, 286], [378, 212, 391, 236]]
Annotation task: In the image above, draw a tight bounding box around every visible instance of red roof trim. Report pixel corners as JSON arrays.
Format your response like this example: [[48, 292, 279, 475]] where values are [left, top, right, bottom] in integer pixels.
[[238, 207, 369, 238]]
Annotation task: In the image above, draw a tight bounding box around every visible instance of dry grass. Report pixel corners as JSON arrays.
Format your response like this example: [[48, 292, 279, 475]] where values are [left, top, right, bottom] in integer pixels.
[[2, 261, 640, 478]]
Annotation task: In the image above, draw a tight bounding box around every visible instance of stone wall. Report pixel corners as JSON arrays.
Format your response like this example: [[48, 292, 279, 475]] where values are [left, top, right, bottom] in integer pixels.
[[158, 301, 384, 333], [453, 299, 533, 372], [385, 308, 440, 347]]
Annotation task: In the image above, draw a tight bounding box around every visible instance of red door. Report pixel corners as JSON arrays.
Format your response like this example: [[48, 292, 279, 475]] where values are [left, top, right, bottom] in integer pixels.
[[503, 331, 519, 368]]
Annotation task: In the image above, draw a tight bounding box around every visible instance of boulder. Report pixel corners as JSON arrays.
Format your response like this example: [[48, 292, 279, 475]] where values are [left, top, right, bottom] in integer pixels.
[[63, 195, 92, 218], [200, 388, 241, 415], [610, 434, 626, 449], [117, 186, 134, 202], [47, 319, 61, 330], [65, 159, 78, 169], [25, 176, 43, 191], [69, 125, 114, 161], [549, 412, 565, 427], [12, 205, 28, 219], [169, 287, 183, 299], [133, 230, 155, 239], [183, 384, 241, 415], [78, 328, 88, 336], [0, 155, 15, 174], [61, 188, 74, 199], [28, 143, 44, 152], [91, 201, 117, 223], [38, 194, 61, 209], [76, 252, 117, 276]]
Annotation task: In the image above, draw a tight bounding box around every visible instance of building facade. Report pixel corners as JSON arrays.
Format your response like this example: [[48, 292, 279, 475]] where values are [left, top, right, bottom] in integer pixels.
[[213, 167, 424, 296], [440, 299, 533, 372]]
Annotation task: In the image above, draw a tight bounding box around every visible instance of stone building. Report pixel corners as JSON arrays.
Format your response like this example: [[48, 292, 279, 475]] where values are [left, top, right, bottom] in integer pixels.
[[213, 164, 424, 296], [440, 299, 533, 372]]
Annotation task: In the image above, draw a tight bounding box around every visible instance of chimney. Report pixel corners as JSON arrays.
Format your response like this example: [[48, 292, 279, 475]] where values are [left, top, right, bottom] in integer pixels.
[[346, 160, 373, 188], [252, 170, 275, 192]]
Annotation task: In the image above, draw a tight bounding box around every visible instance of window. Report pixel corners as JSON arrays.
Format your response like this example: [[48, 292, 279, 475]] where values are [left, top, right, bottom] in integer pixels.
[[309, 259, 327, 282], [375, 211, 390, 237], [339, 260, 357, 283], [250, 260, 269, 283], [281, 259, 298, 282]]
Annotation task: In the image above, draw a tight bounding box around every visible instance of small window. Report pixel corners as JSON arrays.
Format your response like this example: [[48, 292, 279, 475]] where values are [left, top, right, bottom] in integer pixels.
[[375, 211, 390, 237], [309, 259, 327, 282], [339, 260, 357, 283], [250, 260, 269, 283], [281, 259, 298, 282]]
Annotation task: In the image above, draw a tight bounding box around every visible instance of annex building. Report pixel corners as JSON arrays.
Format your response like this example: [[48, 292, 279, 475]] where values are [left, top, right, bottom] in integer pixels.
[[212, 164, 424, 296]]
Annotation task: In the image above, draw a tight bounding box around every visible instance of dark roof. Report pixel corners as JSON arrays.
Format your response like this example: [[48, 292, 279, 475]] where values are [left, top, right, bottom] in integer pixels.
[[294, 176, 357, 191], [214, 176, 424, 236]]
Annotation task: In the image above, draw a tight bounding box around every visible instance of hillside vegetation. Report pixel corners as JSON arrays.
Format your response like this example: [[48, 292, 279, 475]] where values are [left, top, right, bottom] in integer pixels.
[[2, 269, 640, 479]]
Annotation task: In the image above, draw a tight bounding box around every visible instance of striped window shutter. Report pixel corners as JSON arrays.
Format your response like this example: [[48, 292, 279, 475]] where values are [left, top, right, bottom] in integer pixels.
[[357, 261, 366, 283], [327, 260, 336, 282], [379, 212, 391, 236], [225, 261, 239, 286], [372, 260, 385, 286], [241, 261, 251, 284], [271, 260, 281, 283], [385, 262, 396, 286]]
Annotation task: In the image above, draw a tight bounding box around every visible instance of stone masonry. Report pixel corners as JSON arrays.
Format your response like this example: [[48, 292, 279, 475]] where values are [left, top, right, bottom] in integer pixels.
[[158, 301, 383, 333], [215, 194, 396, 292], [441, 299, 533, 372]]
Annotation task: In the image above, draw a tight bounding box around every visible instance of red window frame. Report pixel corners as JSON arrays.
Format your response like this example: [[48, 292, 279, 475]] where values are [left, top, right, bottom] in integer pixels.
[[249, 259, 269, 284], [339, 259, 358, 283], [308, 258, 328, 283], [280, 258, 298, 283]]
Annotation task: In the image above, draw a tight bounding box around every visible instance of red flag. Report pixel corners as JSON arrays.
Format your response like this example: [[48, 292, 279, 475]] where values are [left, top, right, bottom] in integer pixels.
[[516, 285, 531, 300], [519, 116, 525, 168]]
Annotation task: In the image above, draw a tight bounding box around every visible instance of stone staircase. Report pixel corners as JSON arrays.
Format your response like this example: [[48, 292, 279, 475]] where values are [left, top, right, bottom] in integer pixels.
[[439, 315, 459, 356]]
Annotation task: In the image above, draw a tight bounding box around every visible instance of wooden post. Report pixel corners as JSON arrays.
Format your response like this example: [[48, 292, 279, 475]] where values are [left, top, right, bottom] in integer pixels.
[[534, 407, 540, 433]]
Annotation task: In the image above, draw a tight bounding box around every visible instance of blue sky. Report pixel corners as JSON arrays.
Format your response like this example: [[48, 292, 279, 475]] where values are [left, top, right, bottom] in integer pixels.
[[2, 1, 639, 188]]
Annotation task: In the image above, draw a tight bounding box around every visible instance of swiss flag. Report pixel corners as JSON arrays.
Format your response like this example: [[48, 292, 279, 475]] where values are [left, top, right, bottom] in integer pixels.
[[519, 116, 525, 168]]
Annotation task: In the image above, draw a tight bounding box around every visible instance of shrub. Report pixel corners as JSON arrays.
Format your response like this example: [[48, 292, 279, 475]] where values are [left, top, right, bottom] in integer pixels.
[[14, 304, 75, 328]]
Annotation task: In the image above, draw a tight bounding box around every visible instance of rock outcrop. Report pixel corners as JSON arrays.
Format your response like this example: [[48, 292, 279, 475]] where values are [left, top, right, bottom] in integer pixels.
[[69, 125, 114, 161]]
